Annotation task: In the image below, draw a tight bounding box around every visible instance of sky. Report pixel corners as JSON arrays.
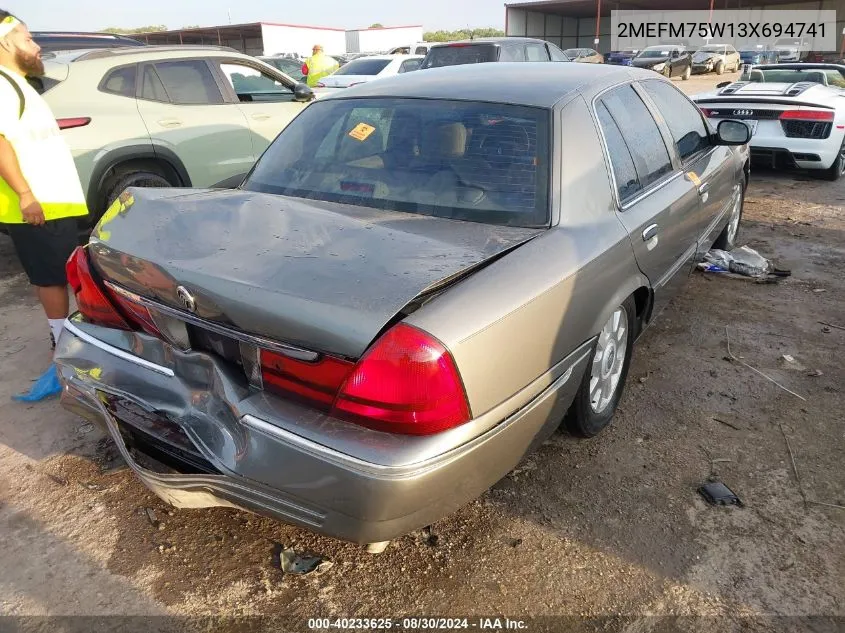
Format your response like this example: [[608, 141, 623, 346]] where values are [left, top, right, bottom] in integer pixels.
[[17, 0, 505, 32]]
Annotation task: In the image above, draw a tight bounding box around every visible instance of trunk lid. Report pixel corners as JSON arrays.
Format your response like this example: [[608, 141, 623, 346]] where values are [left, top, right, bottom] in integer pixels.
[[90, 188, 542, 358]]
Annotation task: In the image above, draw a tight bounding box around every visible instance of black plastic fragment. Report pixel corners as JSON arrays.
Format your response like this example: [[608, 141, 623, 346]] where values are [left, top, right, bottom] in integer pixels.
[[698, 481, 743, 507]]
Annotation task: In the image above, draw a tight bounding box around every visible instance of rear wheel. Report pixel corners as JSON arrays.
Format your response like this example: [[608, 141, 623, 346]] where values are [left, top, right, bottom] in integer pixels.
[[715, 61, 725, 75], [713, 182, 744, 250], [820, 140, 845, 182], [95, 163, 176, 226], [565, 297, 636, 438]]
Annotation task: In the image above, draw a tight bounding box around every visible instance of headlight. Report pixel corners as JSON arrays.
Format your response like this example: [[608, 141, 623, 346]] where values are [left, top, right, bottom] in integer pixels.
[[652, 63, 665, 71]]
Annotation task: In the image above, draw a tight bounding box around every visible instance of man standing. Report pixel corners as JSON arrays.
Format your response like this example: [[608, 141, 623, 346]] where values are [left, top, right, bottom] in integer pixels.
[[0, 10, 88, 348], [301, 44, 339, 87]]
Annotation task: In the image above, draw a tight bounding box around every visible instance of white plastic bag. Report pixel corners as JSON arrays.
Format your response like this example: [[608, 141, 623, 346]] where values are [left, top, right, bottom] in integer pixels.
[[703, 246, 770, 278]]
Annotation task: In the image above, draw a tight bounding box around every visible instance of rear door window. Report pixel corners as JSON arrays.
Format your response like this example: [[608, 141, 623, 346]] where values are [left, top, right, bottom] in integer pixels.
[[548, 43, 570, 61], [152, 60, 224, 105], [398, 59, 422, 73], [596, 102, 642, 202], [421, 44, 498, 68], [499, 46, 524, 62], [526, 43, 550, 61], [641, 80, 710, 163], [140, 65, 169, 102], [599, 85, 673, 189]]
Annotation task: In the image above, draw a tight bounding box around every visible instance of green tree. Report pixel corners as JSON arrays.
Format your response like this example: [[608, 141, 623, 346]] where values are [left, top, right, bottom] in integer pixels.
[[102, 25, 167, 34], [369, 23, 384, 29], [423, 27, 504, 42]]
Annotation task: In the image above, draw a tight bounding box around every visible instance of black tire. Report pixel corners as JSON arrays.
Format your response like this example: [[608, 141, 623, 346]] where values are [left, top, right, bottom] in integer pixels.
[[715, 62, 725, 75], [662, 65, 671, 78], [820, 141, 845, 182], [682, 65, 691, 80], [565, 296, 637, 438], [94, 163, 175, 226], [713, 182, 745, 251]]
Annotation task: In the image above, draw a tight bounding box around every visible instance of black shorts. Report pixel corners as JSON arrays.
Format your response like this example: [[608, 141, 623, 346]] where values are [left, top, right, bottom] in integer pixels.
[[5, 217, 79, 287]]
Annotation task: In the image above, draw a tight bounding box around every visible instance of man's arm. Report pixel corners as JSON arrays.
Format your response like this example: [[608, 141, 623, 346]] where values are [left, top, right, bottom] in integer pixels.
[[0, 135, 44, 225]]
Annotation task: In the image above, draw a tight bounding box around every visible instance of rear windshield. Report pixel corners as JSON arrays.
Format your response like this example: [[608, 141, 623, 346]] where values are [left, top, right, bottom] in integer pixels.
[[742, 68, 845, 87], [334, 59, 391, 76], [421, 44, 499, 69], [244, 98, 550, 228]]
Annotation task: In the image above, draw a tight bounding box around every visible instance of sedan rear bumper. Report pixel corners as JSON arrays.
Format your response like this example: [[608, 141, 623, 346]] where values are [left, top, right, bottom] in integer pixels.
[[56, 317, 589, 544]]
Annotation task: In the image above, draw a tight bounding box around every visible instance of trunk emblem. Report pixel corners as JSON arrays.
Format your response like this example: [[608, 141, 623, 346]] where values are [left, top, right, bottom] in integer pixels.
[[733, 109, 753, 117], [176, 286, 197, 313]]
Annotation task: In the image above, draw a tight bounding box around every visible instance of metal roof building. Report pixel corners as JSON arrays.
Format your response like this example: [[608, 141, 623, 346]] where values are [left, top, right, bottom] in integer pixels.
[[505, 0, 844, 55]]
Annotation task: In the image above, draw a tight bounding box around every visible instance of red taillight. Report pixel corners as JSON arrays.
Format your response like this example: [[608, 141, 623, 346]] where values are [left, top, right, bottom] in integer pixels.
[[57, 117, 91, 130], [65, 247, 131, 330], [104, 283, 161, 336], [261, 350, 354, 407], [779, 109, 834, 122], [333, 324, 471, 435], [698, 107, 714, 117]]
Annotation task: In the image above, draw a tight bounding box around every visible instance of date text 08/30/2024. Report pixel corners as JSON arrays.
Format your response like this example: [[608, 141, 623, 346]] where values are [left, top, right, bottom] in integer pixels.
[[307, 618, 529, 630]]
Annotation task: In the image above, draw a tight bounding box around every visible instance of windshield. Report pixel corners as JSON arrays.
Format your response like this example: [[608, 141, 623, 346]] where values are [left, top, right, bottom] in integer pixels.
[[422, 44, 498, 69], [334, 59, 391, 76], [244, 98, 550, 228], [638, 48, 672, 58], [741, 68, 845, 87], [697, 46, 725, 54]]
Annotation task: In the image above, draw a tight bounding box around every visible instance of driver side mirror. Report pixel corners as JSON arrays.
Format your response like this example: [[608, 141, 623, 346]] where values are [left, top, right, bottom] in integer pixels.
[[294, 83, 315, 102], [715, 120, 751, 145]]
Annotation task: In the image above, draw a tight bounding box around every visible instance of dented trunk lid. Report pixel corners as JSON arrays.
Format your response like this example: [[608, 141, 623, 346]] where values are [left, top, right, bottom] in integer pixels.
[[89, 188, 542, 358]]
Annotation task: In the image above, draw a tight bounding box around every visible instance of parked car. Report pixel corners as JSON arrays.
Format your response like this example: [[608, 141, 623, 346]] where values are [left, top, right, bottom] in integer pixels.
[[56, 63, 750, 548], [420, 37, 570, 69], [631, 45, 692, 79], [317, 55, 423, 88], [564, 48, 603, 63], [691, 44, 740, 75], [36, 46, 315, 227], [694, 64, 845, 180], [388, 43, 431, 56], [605, 49, 639, 66], [738, 44, 779, 66], [33, 31, 145, 53], [773, 38, 811, 62]]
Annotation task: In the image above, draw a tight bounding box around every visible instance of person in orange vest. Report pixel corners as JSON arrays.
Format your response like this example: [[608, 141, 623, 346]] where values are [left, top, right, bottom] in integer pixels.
[[301, 44, 339, 87]]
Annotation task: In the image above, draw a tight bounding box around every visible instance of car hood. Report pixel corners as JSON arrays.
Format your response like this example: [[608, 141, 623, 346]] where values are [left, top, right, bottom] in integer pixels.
[[693, 52, 720, 62], [89, 188, 542, 358], [631, 57, 670, 67]]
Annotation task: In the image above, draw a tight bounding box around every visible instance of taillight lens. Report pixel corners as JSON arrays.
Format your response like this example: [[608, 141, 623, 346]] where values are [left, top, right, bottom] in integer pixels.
[[333, 324, 471, 435], [699, 107, 714, 117], [57, 117, 91, 130], [103, 282, 161, 337], [779, 109, 834, 122], [66, 247, 131, 330], [261, 350, 354, 407]]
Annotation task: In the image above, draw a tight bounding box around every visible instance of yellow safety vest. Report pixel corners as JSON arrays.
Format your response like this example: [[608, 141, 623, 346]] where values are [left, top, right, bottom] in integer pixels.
[[0, 66, 88, 224], [305, 53, 339, 87]]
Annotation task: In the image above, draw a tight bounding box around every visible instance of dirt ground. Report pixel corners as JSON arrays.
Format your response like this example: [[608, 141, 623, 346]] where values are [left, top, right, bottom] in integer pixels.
[[0, 71, 843, 632]]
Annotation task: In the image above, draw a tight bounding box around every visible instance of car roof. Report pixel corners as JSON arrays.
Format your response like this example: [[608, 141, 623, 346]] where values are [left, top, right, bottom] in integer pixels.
[[323, 62, 651, 108], [428, 37, 550, 48], [43, 45, 242, 64], [751, 63, 845, 71]]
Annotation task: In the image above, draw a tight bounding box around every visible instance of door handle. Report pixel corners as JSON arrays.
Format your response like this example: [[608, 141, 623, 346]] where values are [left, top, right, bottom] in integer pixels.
[[698, 182, 710, 196], [157, 118, 182, 128], [252, 113, 272, 121], [642, 224, 659, 241]]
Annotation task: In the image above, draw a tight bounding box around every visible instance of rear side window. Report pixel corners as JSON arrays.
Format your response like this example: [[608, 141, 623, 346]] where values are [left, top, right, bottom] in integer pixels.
[[422, 44, 498, 69], [398, 59, 422, 73], [548, 43, 570, 61], [641, 80, 710, 163], [600, 85, 673, 189], [152, 60, 224, 105], [596, 102, 641, 202], [526, 44, 549, 61], [100, 65, 137, 98], [499, 46, 524, 62], [413, 46, 428, 55]]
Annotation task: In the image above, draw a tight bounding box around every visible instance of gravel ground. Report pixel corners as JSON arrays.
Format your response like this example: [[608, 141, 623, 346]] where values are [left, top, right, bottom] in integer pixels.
[[0, 71, 843, 632]]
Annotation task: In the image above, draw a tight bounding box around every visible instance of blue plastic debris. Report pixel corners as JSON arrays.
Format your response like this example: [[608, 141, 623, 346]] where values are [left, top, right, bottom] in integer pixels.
[[13, 364, 62, 402]]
